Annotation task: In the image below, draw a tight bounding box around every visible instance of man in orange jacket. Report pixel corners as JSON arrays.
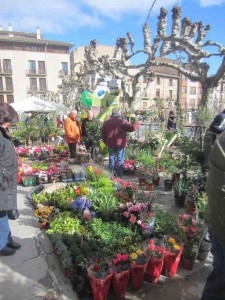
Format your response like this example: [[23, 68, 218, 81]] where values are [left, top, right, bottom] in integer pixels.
[[64, 109, 81, 160]]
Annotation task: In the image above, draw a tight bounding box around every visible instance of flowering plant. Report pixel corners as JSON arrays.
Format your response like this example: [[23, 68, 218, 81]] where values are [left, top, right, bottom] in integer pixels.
[[123, 160, 135, 171], [137, 210, 155, 232], [34, 205, 54, 223], [112, 253, 130, 273], [113, 178, 137, 202], [91, 258, 111, 278], [164, 237, 182, 255], [130, 248, 149, 265], [69, 196, 95, 221], [76, 143, 88, 156], [149, 239, 164, 259], [178, 214, 204, 258], [86, 165, 103, 182]]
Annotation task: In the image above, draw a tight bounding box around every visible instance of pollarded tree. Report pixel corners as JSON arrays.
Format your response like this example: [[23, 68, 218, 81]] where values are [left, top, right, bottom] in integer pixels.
[[92, 6, 225, 108]]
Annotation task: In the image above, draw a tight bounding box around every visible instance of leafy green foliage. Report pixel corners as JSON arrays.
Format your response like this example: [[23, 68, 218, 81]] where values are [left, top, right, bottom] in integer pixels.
[[154, 208, 178, 237]]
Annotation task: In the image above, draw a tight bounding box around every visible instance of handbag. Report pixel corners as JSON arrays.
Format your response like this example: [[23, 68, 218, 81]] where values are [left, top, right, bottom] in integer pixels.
[[7, 208, 20, 220]]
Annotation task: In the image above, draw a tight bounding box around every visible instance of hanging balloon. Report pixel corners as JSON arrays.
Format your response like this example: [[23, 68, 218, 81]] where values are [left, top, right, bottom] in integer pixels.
[[81, 90, 93, 107]]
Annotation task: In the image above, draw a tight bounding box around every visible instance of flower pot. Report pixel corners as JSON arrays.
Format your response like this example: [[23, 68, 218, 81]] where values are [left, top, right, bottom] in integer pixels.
[[87, 265, 113, 300], [175, 196, 186, 208], [186, 201, 196, 215], [138, 178, 146, 186], [112, 269, 130, 299], [182, 256, 196, 270], [163, 247, 182, 277], [164, 179, 173, 191], [38, 221, 49, 230], [130, 262, 149, 290], [197, 235, 211, 261], [146, 254, 164, 283], [146, 182, 154, 191], [171, 172, 180, 182], [153, 177, 160, 186]]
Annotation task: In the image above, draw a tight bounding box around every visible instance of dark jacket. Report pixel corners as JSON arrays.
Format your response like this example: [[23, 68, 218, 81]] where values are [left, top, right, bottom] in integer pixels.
[[209, 110, 225, 135], [206, 131, 225, 241], [167, 116, 176, 130], [0, 128, 18, 211], [101, 115, 140, 148], [81, 118, 91, 138]]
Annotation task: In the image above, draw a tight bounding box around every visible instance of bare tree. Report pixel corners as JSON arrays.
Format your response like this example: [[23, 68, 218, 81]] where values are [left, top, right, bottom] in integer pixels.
[[84, 6, 225, 107]]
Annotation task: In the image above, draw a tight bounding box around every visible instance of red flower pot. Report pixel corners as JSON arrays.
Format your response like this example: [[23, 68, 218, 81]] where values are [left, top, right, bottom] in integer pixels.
[[182, 256, 196, 270], [130, 262, 149, 290], [146, 254, 164, 283], [163, 248, 182, 277], [87, 265, 113, 300], [112, 269, 130, 299], [145, 182, 154, 191], [138, 178, 146, 186]]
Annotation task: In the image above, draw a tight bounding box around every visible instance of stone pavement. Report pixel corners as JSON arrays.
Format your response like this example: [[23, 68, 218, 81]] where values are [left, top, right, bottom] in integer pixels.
[[0, 169, 212, 300]]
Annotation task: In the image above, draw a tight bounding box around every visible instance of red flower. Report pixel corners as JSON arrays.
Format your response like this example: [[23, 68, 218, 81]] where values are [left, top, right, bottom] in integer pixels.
[[93, 264, 101, 271], [113, 258, 119, 264]]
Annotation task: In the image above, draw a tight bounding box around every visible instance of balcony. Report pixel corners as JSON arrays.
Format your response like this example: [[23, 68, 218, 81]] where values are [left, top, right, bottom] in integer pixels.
[[0, 68, 13, 75], [26, 69, 47, 76]]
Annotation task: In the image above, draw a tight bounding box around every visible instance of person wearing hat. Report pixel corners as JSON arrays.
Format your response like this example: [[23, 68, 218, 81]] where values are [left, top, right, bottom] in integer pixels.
[[0, 103, 21, 256], [101, 107, 140, 177]]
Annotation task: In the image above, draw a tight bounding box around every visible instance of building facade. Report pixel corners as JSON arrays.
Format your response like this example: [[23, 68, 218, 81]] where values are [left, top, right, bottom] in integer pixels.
[[0, 25, 73, 104]]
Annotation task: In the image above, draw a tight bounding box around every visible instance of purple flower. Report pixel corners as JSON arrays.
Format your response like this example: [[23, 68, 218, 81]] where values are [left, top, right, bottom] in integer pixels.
[[86, 200, 92, 209], [71, 197, 86, 211]]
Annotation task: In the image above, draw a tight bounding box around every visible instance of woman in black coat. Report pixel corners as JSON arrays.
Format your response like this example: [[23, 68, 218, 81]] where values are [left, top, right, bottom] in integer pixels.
[[0, 103, 21, 256]]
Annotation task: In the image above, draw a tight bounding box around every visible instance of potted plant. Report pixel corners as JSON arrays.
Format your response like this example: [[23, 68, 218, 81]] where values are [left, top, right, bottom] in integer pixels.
[[173, 178, 189, 207], [196, 192, 207, 220], [112, 253, 131, 299], [146, 239, 165, 283], [130, 247, 150, 290], [163, 236, 183, 277], [178, 214, 204, 270], [87, 258, 113, 300]]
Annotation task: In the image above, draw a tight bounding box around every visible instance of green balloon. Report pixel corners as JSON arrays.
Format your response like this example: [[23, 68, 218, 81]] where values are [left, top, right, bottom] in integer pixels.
[[81, 90, 93, 107]]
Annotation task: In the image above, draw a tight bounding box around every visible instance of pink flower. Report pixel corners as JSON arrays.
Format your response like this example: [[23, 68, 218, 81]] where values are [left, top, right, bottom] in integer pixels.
[[123, 211, 130, 218], [137, 220, 142, 225], [129, 214, 136, 223], [182, 226, 189, 232], [67, 196, 73, 204]]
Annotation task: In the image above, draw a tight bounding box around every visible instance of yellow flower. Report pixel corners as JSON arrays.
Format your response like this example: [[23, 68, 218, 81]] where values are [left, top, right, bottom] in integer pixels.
[[136, 249, 143, 255], [130, 253, 138, 260], [87, 166, 93, 172], [168, 237, 175, 244], [173, 244, 181, 251]]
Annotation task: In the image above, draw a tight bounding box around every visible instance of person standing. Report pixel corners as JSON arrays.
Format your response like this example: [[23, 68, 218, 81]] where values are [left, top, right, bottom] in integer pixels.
[[167, 111, 177, 131], [0, 103, 21, 256], [64, 109, 81, 161], [56, 115, 63, 128], [101, 107, 140, 177], [81, 110, 94, 158], [200, 130, 225, 300]]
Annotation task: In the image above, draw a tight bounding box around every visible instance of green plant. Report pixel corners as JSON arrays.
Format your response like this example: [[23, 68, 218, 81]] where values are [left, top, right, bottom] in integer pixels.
[[173, 179, 189, 198], [89, 190, 118, 220], [154, 208, 178, 237], [136, 149, 155, 168], [196, 192, 207, 219]]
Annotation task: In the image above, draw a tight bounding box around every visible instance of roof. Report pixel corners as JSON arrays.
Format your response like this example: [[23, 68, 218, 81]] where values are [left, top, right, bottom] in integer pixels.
[[0, 31, 73, 48]]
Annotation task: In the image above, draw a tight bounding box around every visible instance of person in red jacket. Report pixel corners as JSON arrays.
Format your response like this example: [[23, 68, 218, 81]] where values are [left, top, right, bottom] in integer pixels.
[[101, 107, 140, 177], [64, 109, 81, 160]]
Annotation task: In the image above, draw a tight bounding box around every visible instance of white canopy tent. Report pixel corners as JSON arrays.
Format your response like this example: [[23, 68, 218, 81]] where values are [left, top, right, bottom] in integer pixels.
[[11, 96, 67, 115]]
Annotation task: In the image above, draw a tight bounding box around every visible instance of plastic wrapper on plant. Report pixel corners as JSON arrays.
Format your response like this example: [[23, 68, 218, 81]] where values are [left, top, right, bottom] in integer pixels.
[[130, 249, 150, 290], [112, 253, 130, 299], [87, 263, 113, 300], [163, 237, 183, 277]]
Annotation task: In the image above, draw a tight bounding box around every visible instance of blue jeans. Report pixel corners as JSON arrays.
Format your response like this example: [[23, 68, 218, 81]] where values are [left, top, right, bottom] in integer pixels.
[[108, 147, 125, 177], [201, 232, 225, 300], [0, 213, 11, 250]]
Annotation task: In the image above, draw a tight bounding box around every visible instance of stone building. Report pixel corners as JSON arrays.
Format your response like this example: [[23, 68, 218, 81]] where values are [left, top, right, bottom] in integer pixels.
[[0, 25, 73, 104]]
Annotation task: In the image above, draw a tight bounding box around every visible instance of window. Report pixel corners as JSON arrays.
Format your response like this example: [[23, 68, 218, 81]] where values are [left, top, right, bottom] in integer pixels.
[[3, 59, 12, 73], [169, 90, 173, 99], [156, 89, 160, 98], [182, 87, 187, 93], [0, 95, 4, 103], [143, 76, 147, 83], [38, 61, 46, 74], [189, 86, 197, 95], [30, 78, 37, 91], [0, 77, 3, 91], [39, 78, 47, 91], [61, 62, 68, 75], [168, 79, 173, 86], [7, 95, 14, 103], [28, 60, 36, 74], [5, 77, 13, 91], [142, 102, 147, 109], [157, 77, 160, 85]]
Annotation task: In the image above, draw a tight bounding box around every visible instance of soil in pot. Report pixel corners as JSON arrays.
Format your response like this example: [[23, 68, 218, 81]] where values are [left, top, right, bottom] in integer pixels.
[[175, 196, 186, 207], [164, 179, 173, 191]]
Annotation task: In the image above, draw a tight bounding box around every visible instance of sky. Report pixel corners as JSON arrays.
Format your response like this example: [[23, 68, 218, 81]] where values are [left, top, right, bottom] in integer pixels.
[[1, 0, 225, 75]]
